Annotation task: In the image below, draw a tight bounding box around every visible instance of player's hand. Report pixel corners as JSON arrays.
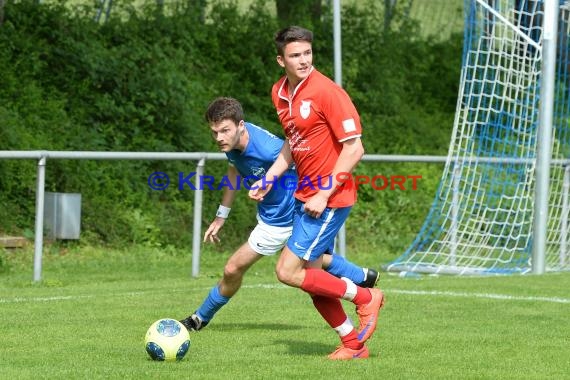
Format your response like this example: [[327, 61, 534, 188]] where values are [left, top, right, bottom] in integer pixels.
[[303, 193, 328, 219], [248, 179, 273, 202], [203, 217, 225, 243]]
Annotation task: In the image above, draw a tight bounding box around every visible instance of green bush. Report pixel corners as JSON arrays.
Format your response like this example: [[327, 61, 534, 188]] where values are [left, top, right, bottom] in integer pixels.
[[0, 0, 462, 259]]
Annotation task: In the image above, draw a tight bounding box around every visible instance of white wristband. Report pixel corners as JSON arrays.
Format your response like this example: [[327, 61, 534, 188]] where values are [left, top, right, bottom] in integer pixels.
[[216, 205, 231, 219]]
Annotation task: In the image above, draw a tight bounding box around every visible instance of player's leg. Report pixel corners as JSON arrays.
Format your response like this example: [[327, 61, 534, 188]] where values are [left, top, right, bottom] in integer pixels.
[[180, 242, 262, 331], [277, 203, 368, 299], [312, 295, 369, 360], [215, 219, 291, 299], [279, 201, 384, 348], [181, 219, 290, 332], [275, 246, 367, 358], [199, 242, 262, 317], [275, 202, 378, 359], [321, 252, 380, 288]]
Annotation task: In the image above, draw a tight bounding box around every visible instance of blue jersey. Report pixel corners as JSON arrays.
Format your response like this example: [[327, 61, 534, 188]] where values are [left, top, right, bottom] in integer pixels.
[[225, 122, 296, 227]]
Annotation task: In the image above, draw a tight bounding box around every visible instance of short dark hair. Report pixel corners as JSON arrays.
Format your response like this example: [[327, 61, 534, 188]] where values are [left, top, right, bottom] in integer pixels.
[[204, 97, 244, 125], [274, 26, 313, 56]]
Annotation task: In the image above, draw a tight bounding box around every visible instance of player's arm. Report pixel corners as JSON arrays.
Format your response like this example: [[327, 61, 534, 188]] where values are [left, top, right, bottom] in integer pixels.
[[204, 165, 239, 243], [248, 140, 293, 201], [303, 137, 364, 218]]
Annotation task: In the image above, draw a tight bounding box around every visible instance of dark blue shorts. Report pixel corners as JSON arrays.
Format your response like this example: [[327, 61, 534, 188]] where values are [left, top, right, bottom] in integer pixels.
[[287, 199, 352, 262]]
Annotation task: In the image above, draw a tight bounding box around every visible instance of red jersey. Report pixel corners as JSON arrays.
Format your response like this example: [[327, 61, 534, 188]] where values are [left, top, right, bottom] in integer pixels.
[[271, 68, 362, 208]]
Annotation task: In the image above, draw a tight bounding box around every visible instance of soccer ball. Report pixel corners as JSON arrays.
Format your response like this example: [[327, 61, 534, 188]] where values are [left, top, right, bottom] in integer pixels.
[[145, 318, 191, 361]]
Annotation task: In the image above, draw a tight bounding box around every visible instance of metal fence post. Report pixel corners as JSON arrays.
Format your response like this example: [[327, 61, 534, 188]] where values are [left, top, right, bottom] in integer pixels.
[[450, 161, 462, 267], [33, 155, 47, 282], [191, 158, 205, 277]]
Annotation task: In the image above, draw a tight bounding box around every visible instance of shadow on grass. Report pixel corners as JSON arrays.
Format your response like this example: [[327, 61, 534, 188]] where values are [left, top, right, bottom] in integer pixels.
[[215, 322, 304, 331], [273, 339, 333, 356]]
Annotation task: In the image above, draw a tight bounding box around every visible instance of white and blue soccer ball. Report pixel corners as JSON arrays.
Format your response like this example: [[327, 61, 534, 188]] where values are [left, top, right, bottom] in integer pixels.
[[145, 318, 190, 361]]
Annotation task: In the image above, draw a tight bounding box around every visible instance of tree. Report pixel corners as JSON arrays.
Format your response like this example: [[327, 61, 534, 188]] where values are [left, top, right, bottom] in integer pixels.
[[384, 0, 398, 33], [275, 0, 322, 28], [0, 0, 5, 25]]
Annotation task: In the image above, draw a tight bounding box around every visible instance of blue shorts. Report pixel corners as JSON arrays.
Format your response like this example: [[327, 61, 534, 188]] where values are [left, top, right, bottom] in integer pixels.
[[287, 199, 352, 262]]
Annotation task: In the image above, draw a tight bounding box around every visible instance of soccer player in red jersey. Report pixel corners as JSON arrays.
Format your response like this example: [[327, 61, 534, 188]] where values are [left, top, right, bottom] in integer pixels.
[[249, 26, 385, 360], [179, 97, 379, 333]]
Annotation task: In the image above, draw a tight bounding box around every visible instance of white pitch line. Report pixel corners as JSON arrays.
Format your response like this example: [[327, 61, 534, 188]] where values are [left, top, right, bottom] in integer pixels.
[[0, 291, 156, 304], [0, 284, 568, 304], [0, 294, 94, 303], [243, 284, 570, 304], [386, 288, 570, 304]]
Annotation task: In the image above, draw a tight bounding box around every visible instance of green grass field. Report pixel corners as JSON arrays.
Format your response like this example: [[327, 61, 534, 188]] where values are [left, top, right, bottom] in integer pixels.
[[1, 245, 569, 379]]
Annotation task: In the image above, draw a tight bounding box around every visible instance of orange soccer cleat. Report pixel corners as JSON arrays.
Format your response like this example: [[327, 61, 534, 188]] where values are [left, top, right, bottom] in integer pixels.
[[356, 288, 385, 343], [327, 345, 370, 360]]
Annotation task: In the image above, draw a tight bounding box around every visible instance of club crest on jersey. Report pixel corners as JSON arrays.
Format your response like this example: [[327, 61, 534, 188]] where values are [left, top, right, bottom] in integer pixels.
[[300, 100, 311, 119], [251, 167, 266, 178]]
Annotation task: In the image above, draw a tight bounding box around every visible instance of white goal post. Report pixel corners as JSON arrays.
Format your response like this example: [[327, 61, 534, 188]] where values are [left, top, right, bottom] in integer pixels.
[[386, 0, 570, 275]]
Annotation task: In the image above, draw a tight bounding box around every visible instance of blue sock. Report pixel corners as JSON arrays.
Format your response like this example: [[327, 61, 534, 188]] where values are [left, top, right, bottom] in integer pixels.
[[326, 254, 365, 284], [196, 285, 230, 322]]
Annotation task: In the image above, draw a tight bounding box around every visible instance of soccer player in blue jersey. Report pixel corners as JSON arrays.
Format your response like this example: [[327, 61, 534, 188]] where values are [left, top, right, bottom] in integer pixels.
[[179, 97, 379, 331]]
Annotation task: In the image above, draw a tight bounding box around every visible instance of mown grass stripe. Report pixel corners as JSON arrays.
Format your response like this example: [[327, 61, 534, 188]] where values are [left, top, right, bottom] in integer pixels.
[[1, 284, 568, 304]]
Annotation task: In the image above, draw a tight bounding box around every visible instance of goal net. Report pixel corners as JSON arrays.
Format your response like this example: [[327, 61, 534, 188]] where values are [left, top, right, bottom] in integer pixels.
[[386, 0, 570, 275]]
